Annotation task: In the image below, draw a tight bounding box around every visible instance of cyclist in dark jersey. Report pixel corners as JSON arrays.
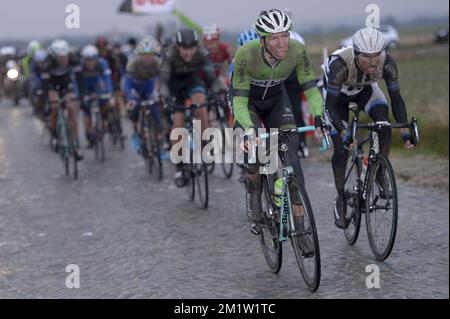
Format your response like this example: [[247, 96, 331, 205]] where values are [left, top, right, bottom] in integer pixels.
[[160, 28, 218, 187], [42, 39, 83, 161], [323, 27, 415, 229]]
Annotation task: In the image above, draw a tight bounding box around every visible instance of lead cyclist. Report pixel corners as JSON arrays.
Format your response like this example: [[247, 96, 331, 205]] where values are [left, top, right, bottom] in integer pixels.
[[232, 9, 325, 254]]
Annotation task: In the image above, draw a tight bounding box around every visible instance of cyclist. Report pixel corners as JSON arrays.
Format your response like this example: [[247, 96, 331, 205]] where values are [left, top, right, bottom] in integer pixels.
[[76, 45, 114, 148], [29, 49, 49, 116], [0, 46, 18, 99], [22, 40, 42, 97], [95, 36, 124, 123], [323, 27, 415, 229], [123, 36, 163, 154], [232, 9, 324, 253], [202, 24, 231, 79], [42, 39, 83, 160], [160, 28, 218, 187]]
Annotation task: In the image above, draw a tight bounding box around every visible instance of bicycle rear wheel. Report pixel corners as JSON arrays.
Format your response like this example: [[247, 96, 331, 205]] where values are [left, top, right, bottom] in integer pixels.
[[344, 155, 362, 245], [259, 175, 282, 273], [365, 154, 398, 261], [185, 164, 195, 202], [148, 124, 163, 181], [288, 176, 321, 292], [194, 163, 208, 209]]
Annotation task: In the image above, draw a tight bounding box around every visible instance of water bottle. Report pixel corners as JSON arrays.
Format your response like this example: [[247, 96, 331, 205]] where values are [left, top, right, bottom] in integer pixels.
[[274, 178, 283, 207]]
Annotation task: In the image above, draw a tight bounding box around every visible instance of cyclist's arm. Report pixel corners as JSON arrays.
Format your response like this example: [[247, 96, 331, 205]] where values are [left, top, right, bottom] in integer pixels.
[[231, 47, 254, 131], [324, 56, 348, 134], [295, 42, 323, 118], [383, 54, 407, 124]]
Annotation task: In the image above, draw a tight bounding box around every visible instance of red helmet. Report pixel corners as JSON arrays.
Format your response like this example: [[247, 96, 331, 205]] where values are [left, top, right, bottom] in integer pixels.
[[202, 25, 220, 41], [95, 36, 108, 49]]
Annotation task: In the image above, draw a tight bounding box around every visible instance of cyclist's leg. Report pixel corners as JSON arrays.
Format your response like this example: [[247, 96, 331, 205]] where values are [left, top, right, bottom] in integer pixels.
[[235, 106, 264, 224], [186, 80, 208, 135], [364, 83, 391, 156], [364, 84, 391, 194], [325, 90, 353, 228], [80, 94, 94, 146], [263, 88, 304, 185], [67, 92, 80, 140], [169, 83, 189, 187], [263, 89, 305, 221], [48, 89, 60, 137]]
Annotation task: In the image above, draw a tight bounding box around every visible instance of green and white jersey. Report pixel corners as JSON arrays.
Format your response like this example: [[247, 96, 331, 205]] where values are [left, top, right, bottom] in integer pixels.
[[232, 39, 323, 131]]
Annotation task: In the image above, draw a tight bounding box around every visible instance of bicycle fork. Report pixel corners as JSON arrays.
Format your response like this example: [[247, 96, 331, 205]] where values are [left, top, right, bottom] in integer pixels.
[[279, 166, 295, 242]]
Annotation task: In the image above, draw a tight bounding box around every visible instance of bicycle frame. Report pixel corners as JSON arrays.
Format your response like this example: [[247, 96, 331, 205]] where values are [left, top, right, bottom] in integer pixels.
[[347, 108, 415, 201], [259, 126, 328, 242], [57, 102, 70, 158]]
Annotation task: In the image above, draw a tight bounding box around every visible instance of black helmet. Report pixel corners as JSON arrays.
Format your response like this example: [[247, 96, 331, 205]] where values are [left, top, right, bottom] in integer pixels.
[[176, 28, 199, 47]]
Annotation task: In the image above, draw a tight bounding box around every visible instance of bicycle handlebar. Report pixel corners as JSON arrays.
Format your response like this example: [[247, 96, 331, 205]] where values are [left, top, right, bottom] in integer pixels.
[[257, 126, 330, 153]]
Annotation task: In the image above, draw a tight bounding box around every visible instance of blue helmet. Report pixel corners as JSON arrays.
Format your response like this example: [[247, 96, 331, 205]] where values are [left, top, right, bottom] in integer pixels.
[[236, 30, 259, 47]]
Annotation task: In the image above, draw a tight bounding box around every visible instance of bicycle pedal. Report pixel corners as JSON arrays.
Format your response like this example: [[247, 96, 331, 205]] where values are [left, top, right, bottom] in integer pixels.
[[250, 224, 260, 235]]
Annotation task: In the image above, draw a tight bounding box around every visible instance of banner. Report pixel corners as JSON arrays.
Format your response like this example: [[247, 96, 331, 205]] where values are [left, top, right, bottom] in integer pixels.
[[132, 0, 175, 14]]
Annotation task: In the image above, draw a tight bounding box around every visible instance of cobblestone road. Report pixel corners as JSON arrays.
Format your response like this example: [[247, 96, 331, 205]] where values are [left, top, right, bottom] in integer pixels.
[[0, 102, 448, 298]]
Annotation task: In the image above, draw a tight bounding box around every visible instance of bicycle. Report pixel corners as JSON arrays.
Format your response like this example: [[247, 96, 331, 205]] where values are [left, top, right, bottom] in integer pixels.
[[136, 98, 164, 181], [84, 94, 111, 163], [169, 99, 209, 209], [342, 104, 419, 261], [251, 125, 329, 292], [55, 96, 80, 180]]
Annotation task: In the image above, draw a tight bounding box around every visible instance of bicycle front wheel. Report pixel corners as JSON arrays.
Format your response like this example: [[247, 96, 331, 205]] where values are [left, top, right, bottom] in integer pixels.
[[288, 176, 321, 292], [344, 155, 362, 245], [148, 124, 163, 181], [194, 163, 209, 209], [259, 175, 282, 273], [365, 154, 398, 261], [185, 164, 195, 202]]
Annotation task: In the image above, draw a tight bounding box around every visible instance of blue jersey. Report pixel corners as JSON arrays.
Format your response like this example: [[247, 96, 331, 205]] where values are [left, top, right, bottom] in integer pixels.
[[76, 58, 113, 96]]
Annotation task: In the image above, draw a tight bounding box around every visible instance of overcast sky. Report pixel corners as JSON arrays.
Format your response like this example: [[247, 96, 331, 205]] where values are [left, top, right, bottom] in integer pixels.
[[0, 0, 448, 40]]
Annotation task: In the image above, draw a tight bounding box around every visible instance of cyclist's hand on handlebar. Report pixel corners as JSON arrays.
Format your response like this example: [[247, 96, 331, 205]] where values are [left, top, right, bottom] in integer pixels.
[[240, 130, 262, 153], [314, 115, 326, 138], [240, 137, 262, 153], [341, 130, 356, 150], [404, 140, 415, 150], [401, 128, 415, 150]]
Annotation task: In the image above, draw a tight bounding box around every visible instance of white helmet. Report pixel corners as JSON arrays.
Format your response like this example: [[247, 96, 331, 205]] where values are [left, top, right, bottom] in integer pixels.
[[49, 39, 70, 57], [81, 45, 99, 59], [255, 9, 293, 37], [352, 27, 386, 54], [136, 36, 161, 55], [202, 24, 220, 41], [0, 46, 17, 56], [33, 49, 48, 63], [27, 40, 42, 56]]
